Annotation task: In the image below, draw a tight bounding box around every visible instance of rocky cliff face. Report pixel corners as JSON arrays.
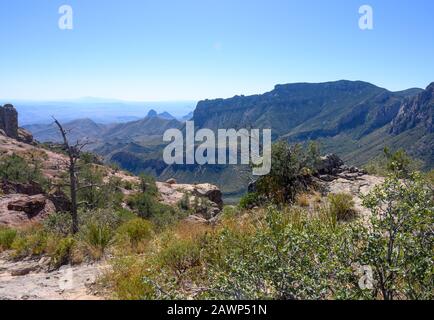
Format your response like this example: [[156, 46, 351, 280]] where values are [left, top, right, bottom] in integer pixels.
[[390, 83, 434, 135], [0, 104, 19, 139], [0, 104, 33, 143]]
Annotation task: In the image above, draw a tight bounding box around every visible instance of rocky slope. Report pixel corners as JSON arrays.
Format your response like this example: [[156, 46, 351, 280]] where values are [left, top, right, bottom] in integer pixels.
[[313, 154, 384, 224], [20, 80, 433, 197], [0, 127, 223, 227]]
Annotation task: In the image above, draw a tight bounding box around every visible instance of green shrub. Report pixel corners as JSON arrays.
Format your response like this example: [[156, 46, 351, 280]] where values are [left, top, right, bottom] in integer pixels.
[[239, 192, 260, 209], [44, 212, 73, 236], [327, 193, 356, 221], [139, 174, 158, 195], [177, 193, 190, 211], [0, 228, 17, 251], [49, 236, 75, 268], [254, 142, 320, 204], [0, 154, 48, 188], [11, 227, 49, 258], [82, 223, 113, 252], [198, 207, 364, 300], [116, 218, 153, 247], [362, 173, 434, 300], [127, 192, 181, 229], [104, 256, 157, 300], [364, 147, 422, 178], [78, 209, 120, 259], [158, 238, 201, 278], [115, 208, 137, 223]]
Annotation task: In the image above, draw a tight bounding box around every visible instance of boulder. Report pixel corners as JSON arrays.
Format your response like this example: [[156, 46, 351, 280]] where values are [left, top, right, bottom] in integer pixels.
[[316, 154, 344, 175], [156, 181, 223, 218], [165, 178, 177, 185], [7, 194, 48, 215], [0, 194, 55, 227], [193, 183, 223, 209]]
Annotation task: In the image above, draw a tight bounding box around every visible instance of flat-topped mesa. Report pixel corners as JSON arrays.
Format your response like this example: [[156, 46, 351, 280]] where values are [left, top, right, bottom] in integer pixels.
[[0, 104, 19, 139]]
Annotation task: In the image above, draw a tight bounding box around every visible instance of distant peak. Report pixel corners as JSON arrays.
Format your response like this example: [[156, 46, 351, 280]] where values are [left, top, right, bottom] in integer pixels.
[[426, 82, 434, 93], [157, 111, 175, 120], [147, 109, 158, 117]]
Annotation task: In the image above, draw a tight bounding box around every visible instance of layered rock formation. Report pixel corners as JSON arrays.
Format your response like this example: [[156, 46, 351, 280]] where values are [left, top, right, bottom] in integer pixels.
[[0, 194, 56, 227], [0, 104, 33, 143], [0, 104, 18, 139]]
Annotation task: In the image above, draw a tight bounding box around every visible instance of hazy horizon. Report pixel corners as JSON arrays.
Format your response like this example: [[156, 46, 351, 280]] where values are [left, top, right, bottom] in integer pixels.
[[1, 79, 430, 104], [1, 0, 433, 101]]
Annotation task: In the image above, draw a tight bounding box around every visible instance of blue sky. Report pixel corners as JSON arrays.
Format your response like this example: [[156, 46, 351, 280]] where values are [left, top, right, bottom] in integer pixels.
[[0, 0, 433, 101]]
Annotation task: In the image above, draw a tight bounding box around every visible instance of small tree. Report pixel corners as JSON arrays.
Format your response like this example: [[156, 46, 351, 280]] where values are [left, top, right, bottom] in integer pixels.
[[254, 141, 320, 204], [53, 118, 90, 234], [362, 172, 434, 300]]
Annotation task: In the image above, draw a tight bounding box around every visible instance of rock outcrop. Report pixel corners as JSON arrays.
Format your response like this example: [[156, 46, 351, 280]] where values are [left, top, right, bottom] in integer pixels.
[[17, 127, 34, 144], [1, 181, 45, 196], [390, 82, 434, 135], [157, 182, 223, 221], [0, 104, 33, 143], [0, 194, 56, 227], [313, 154, 383, 223], [0, 104, 18, 139]]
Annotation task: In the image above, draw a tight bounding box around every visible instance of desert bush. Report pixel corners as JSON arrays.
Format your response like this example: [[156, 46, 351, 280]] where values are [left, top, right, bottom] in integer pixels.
[[361, 173, 434, 300], [0, 227, 17, 251], [116, 218, 153, 250], [327, 193, 356, 221], [122, 180, 134, 190], [79, 152, 101, 165], [78, 209, 121, 259], [104, 255, 158, 300], [254, 142, 319, 204], [80, 222, 113, 259], [198, 206, 364, 300], [364, 147, 422, 178], [77, 164, 123, 210], [158, 238, 202, 279], [44, 212, 73, 236], [0, 153, 48, 188], [48, 236, 76, 268], [139, 174, 158, 195], [115, 208, 137, 223], [295, 193, 310, 207], [239, 192, 260, 209], [10, 225, 49, 258], [127, 192, 181, 229], [177, 193, 190, 211]]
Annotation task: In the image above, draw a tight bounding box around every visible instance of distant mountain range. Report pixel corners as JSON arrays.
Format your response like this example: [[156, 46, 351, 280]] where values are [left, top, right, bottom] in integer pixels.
[[3, 99, 196, 125], [23, 80, 434, 197]]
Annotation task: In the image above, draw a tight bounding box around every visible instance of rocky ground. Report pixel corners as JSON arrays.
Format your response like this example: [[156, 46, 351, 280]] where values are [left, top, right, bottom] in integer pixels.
[[314, 154, 384, 224], [0, 252, 107, 300]]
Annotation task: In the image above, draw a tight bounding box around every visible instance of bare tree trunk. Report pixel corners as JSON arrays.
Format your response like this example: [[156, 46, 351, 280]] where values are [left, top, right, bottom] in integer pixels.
[[53, 118, 79, 234], [68, 161, 79, 234]]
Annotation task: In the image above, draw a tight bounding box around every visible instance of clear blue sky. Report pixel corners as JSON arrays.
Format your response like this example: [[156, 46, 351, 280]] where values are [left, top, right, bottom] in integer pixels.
[[0, 0, 433, 101]]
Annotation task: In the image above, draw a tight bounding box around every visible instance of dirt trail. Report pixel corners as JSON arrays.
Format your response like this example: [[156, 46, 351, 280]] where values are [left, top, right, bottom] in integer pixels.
[[0, 253, 107, 300]]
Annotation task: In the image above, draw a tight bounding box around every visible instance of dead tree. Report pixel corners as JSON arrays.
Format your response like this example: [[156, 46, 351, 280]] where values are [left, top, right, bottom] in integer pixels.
[[53, 117, 90, 234]]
